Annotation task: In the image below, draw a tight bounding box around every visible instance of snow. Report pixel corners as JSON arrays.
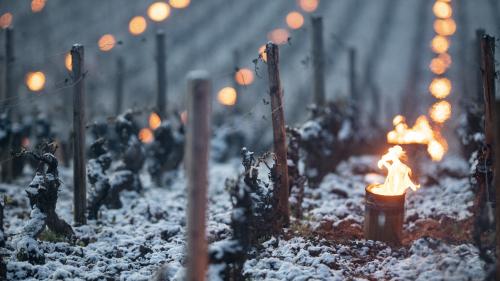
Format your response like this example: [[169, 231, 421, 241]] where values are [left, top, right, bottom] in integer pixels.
[[1, 153, 484, 280]]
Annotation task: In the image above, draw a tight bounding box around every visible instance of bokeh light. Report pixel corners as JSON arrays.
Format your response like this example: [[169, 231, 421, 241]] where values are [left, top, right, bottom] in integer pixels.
[[217, 87, 237, 106], [98, 34, 116, 52], [433, 1, 452, 19], [429, 77, 452, 99], [148, 2, 171, 22], [429, 100, 451, 123], [149, 112, 162, 130], [25, 71, 46, 92], [286, 11, 304, 30], [434, 18, 456, 36], [65, 53, 72, 71], [431, 35, 450, 54], [234, 68, 254, 86], [129, 16, 147, 36], [169, 0, 190, 9], [31, 0, 46, 13], [298, 0, 319, 13], [138, 128, 154, 143], [429, 57, 448, 75], [267, 28, 289, 45], [0, 13, 13, 29], [259, 45, 267, 62]]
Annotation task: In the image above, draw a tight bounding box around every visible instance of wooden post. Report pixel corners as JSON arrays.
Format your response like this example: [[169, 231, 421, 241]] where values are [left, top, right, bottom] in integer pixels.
[[480, 35, 495, 147], [495, 100, 500, 281], [156, 30, 167, 118], [475, 29, 485, 102], [266, 43, 290, 226], [232, 49, 241, 112], [349, 47, 358, 105], [71, 44, 86, 225], [185, 70, 211, 281], [311, 17, 326, 107], [115, 57, 124, 115], [2, 27, 14, 183]]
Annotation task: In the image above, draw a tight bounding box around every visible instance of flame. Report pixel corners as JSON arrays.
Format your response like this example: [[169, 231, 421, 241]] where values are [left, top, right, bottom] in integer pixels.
[[387, 115, 448, 161], [138, 128, 154, 143], [258, 45, 267, 62], [149, 112, 162, 130], [431, 35, 450, 54], [267, 28, 289, 45], [286, 11, 304, 30], [169, 0, 190, 9], [429, 57, 448, 75], [217, 87, 237, 106], [26, 71, 46, 92], [370, 145, 420, 196], [434, 18, 456, 36], [298, 0, 319, 13], [98, 34, 116, 52], [429, 77, 451, 99], [0, 13, 12, 29], [31, 0, 46, 13], [235, 68, 254, 86], [129, 16, 147, 36], [65, 53, 72, 71], [429, 100, 451, 123], [432, 1, 452, 19], [148, 2, 171, 22]]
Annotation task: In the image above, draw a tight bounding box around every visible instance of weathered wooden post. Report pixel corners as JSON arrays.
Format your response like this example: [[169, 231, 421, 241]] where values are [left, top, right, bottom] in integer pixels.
[[71, 44, 87, 225], [311, 17, 326, 107], [349, 47, 358, 105], [480, 35, 495, 147], [2, 27, 14, 183], [475, 29, 485, 102], [495, 99, 500, 281], [185, 70, 211, 281], [266, 42, 290, 226], [115, 57, 124, 115], [156, 30, 167, 118]]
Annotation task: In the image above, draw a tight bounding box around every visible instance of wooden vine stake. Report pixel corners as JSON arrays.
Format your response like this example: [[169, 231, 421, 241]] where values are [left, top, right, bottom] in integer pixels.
[[2, 27, 14, 183], [115, 57, 124, 115], [266, 42, 290, 227], [156, 30, 167, 118], [495, 99, 500, 281], [71, 44, 87, 225], [185, 70, 212, 281], [311, 17, 326, 107], [480, 35, 495, 147]]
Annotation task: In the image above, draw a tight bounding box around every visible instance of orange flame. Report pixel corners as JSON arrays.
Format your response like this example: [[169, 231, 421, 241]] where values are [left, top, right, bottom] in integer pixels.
[[429, 100, 451, 123], [387, 115, 448, 161], [432, 1, 452, 19], [149, 112, 161, 130], [429, 77, 451, 99], [370, 145, 420, 196], [431, 35, 450, 54], [434, 18, 456, 36], [138, 128, 154, 143]]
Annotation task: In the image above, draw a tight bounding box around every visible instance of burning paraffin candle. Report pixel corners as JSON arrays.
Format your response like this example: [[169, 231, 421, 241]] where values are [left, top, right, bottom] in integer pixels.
[[364, 145, 420, 245]]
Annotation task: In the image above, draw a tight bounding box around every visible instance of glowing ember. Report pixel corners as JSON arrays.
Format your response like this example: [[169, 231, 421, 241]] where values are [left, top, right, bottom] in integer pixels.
[[429, 77, 451, 99], [370, 145, 420, 196], [98, 34, 116, 52], [25, 71, 46, 92], [298, 0, 319, 13], [387, 115, 448, 161], [169, 0, 190, 9], [65, 53, 72, 71], [286, 11, 304, 30], [267, 28, 289, 45], [258, 45, 267, 62], [217, 87, 237, 106], [434, 18, 456, 36], [149, 112, 162, 130], [234, 68, 254, 86], [429, 100, 451, 123], [432, 1, 452, 19], [129, 16, 147, 36], [31, 0, 46, 13], [148, 2, 171, 22], [138, 128, 154, 143], [0, 13, 13, 29], [431, 35, 449, 54]]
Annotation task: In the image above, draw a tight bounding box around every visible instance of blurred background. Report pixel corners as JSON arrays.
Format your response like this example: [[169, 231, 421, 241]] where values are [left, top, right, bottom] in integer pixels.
[[0, 0, 498, 151]]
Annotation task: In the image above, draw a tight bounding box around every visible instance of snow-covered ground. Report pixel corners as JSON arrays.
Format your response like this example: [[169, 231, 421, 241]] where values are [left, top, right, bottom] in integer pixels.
[[1, 153, 485, 280]]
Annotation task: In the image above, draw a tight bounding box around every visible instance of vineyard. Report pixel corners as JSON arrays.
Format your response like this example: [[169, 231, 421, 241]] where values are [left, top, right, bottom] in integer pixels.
[[0, 0, 499, 280]]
